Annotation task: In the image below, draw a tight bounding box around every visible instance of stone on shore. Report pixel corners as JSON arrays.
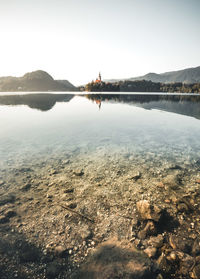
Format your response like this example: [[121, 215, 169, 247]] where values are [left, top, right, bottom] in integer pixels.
[[136, 200, 162, 222]]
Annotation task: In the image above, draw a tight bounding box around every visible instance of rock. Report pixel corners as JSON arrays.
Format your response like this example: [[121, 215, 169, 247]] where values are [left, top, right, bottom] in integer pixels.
[[157, 252, 171, 273], [147, 235, 164, 248], [179, 253, 195, 275], [0, 180, 5, 186], [169, 234, 191, 253], [46, 261, 62, 278], [138, 221, 156, 239], [73, 169, 84, 176], [136, 200, 162, 222], [163, 174, 181, 190], [169, 251, 177, 261], [169, 164, 182, 170], [67, 203, 77, 209], [144, 247, 157, 258], [131, 171, 141, 180], [196, 180, 200, 184], [75, 238, 153, 279], [191, 264, 200, 279], [64, 188, 74, 193], [54, 245, 68, 257], [192, 239, 200, 256]]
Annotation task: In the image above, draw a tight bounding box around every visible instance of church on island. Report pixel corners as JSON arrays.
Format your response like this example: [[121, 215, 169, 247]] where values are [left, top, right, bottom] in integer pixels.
[[94, 72, 102, 84]]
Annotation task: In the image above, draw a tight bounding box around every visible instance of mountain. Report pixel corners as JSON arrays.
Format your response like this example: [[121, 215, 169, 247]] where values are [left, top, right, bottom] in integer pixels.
[[0, 70, 78, 92], [105, 66, 200, 84]]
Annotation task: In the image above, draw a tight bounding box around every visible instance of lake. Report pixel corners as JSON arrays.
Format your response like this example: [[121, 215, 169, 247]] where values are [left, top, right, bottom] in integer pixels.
[[1, 92, 200, 278], [1, 93, 200, 170]]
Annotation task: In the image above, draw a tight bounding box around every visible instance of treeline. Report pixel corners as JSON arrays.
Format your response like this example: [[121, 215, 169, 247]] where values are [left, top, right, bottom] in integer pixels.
[[82, 80, 200, 93], [84, 81, 119, 92]]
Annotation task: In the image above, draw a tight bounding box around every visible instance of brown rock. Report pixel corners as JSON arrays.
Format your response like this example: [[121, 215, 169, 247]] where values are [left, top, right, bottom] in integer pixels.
[[136, 200, 162, 222], [196, 180, 200, 184], [75, 238, 153, 279], [144, 247, 157, 258], [163, 174, 181, 190], [138, 221, 156, 240], [148, 235, 164, 248], [168, 251, 177, 261], [131, 171, 141, 180], [169, 234, 191, 253], [179, 253, 195, 275], [157, 253, 171, 273], [73, 169, 84, 176], [192, 264, 200, 279]]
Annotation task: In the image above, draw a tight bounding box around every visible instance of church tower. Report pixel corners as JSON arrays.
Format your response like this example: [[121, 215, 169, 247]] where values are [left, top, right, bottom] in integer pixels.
[[98, 72, 101, 82]]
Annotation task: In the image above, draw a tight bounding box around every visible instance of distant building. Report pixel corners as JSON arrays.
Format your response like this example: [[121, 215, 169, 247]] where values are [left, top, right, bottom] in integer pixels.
[[94, 72, 102, 83]]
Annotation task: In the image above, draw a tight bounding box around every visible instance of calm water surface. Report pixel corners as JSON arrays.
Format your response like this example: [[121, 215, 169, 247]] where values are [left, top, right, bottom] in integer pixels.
[[0, 93, 200, 171]]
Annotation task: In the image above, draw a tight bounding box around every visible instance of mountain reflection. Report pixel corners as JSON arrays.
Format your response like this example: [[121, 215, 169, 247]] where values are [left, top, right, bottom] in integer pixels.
[[0, 93, 74, 111], [85, 93, 200, 120], [0, 93, 200, 120]]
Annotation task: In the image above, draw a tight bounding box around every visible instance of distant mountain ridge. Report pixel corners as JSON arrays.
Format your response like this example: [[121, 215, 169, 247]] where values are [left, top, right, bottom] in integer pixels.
[[0, 70, 78, 92], [105, 66, 200, 84]]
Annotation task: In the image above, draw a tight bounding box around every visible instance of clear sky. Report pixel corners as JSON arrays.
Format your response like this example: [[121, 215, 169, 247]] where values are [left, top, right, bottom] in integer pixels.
[[0, 0, 199, 85]]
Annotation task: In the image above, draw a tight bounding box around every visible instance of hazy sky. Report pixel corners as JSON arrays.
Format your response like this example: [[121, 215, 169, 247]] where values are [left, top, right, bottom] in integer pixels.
[[0, 0, 199, 85]]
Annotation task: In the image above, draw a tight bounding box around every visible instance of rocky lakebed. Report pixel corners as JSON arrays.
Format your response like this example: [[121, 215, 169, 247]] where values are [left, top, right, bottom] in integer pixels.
[[0, 145, 200, 279]]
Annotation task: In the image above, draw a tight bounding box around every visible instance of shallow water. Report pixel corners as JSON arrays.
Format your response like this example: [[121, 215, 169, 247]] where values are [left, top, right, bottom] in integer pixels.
[[1, 92, 200, 278], [0, 93, 200, 172]]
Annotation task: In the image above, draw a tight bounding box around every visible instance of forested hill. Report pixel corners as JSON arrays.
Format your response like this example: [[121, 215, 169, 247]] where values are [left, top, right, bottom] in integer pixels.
[[0, 70, 78, 92]]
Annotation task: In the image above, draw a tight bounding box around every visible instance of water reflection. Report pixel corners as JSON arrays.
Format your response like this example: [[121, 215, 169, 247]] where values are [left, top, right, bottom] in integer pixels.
[[0, 93, 200, 171], [85, 93, 200, 120], [0, 93, 74, 111], [1, 93, 200, 120]]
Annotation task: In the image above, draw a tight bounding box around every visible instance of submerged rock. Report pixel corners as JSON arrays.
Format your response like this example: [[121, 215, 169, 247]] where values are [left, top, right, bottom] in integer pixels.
[[147, 235, 164, 249], [138, 221, 157, 239], [74, 238, 154, 279], [144, 246, 157, 258], [136, 200, 162, 222], [191, 264, 200, 279], [73, 169, 84, 176], [169, 234, 191, 253]]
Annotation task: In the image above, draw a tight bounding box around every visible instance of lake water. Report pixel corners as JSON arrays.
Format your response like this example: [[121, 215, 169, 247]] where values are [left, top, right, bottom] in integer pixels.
[[0, 93, 200, 171], [1, 92, 200, 278]]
